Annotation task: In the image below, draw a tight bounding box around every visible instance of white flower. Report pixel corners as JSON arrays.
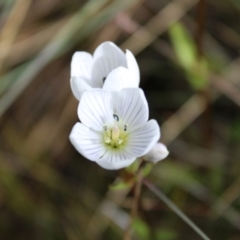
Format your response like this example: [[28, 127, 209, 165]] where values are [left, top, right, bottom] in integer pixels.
[[70, 41, 140, 100], [143, 143, 169, 164], [69, 88, 160, 170]]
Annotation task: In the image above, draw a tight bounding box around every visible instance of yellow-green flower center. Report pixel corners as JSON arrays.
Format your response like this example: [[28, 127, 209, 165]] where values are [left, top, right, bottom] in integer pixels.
[[103, 115, 128, 149]]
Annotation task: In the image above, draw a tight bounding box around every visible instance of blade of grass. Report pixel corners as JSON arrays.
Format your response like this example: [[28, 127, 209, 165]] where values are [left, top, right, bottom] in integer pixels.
[[121, 0, 198, 54], [0, 0, 140, 118], [0, 0, 16, 22], [0, 0, 109, 117], [153, 161, 240, 230], [143, 178, 211, 240], [0, 0, 32, 73]]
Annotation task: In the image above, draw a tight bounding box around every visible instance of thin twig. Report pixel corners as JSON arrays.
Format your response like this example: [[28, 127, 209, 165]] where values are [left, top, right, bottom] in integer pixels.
[[195, 0, 212, 146], [123, 170, 143, 240], [143, 178, 211, 240], [210, 73, 240, 107], [121, 0, 198, 54], [195, 0, 206, 57]]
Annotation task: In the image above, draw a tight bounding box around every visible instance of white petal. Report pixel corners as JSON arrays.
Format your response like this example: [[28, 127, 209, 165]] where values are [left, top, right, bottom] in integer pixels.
[[70, 77, 92, 100], [143, 143, 169, 163], [127, 119, 160, 157], [71, 52, 93, 78], [126, 50, 140, 87], [93, 41, 126, 62], [97, 150, 136, 170], [116, 88, 149, 132], [69, 123, 106, 161], [91, 42, 128, 87], [78, 90, 114, 131], [103, 67, 137, 91]]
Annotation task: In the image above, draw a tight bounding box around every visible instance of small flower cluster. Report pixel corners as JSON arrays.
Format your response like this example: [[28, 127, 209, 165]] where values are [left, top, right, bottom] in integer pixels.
[[69, 42, 169, 170]]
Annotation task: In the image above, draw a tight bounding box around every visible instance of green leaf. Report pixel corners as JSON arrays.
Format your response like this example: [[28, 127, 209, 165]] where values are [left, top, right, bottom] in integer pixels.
[[169, 22, 209, 90], [187, 57, 209, 89], [155, 228, 177, 240], [132, 218, 150, 240], [126, 158, 141, 173], [169, 23, 196, 70], [109, 179, 133, 190], [141, 163, 153, 177]]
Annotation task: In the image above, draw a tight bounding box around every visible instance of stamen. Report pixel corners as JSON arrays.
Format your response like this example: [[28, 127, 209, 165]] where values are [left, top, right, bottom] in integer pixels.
[[103, 122, 127, 148], [117, 139, 123, 144], [111, 125, 120, 142], [104, 137, 111, 144], [113, 114, 119, 122]]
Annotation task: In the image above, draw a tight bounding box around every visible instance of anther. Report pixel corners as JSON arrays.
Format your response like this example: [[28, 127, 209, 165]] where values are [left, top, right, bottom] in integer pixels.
[[103, 126, 107, 131], [124, 125, 127, 131], [113, 114, 119, 122], [117, 139, 123, 144], [103, 77, 106, 83], [104, 137, 111, 144]]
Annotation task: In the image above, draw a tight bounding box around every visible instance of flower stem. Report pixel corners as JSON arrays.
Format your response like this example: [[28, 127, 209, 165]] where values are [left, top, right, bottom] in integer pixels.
[[143, 178, 211, 240], [123, 170, 143, 240]]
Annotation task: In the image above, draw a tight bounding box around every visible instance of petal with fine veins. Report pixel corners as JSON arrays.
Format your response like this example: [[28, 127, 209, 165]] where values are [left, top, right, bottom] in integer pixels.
[[93, 41, 127, 64], [103, 67, 136, 91], [78, 90, 114, 131], [97, 150, 136, 170], [91, 42, 127, 87], [126, 50, 140, 87], [116, 88, 149, 132], [71, 52, 93, 78], [69, 123, 106, 161], [70, 77, 92, 101], [127, 119, 160, 157]]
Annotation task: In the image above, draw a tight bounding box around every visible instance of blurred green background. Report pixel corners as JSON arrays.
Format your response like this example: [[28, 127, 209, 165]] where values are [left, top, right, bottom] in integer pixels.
[[0, 0, 240, 239]]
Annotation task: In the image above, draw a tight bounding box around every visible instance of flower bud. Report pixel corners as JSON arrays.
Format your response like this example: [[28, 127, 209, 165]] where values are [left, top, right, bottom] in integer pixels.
[[143, 143, 169, 163]]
